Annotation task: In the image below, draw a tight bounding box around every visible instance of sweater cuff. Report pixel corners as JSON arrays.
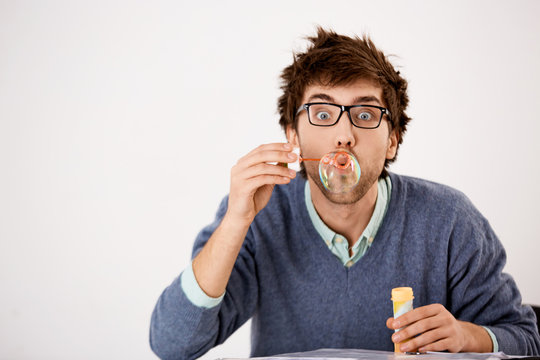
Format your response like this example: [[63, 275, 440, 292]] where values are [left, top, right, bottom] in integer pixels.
[[180, 261, 225, 309], [482, 326, 499, 352]]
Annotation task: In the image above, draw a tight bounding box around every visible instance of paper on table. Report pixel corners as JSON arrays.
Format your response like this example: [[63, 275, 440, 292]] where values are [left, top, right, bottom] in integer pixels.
[[217, 347, 522, 360]]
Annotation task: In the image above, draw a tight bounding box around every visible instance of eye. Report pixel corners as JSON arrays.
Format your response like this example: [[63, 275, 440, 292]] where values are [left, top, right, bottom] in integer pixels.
[[316, 111, 331, 121], [357, 111, 373, 121]]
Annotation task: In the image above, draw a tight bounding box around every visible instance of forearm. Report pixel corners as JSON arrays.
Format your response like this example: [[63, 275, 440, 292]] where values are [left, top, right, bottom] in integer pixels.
[[192, 211, 251, 298], [150, 212, 256, 360]]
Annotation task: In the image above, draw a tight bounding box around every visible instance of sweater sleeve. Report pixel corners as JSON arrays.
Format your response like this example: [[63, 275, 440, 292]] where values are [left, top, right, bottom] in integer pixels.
[[149, 196, 259, 360], [446, 194, 540, 355], [180, 261, 225, 308]]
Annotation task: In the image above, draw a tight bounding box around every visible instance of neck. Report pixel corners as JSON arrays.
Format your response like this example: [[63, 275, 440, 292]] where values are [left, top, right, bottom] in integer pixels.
[[308, 178, 378, 245]]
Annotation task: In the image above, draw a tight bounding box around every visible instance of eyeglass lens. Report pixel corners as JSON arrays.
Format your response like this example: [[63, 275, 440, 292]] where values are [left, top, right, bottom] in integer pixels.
[[309, 104, 382, 128]]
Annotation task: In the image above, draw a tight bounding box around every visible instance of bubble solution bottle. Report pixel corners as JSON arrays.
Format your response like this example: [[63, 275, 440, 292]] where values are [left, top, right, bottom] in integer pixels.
[[391, 287, 414, 353]]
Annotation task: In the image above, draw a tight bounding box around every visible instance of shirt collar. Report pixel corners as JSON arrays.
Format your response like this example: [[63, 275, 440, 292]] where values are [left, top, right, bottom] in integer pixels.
[[304, 176, 392, 246]]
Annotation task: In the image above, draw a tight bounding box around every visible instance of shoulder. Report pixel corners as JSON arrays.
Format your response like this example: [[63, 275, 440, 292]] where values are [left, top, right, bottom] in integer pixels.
[[388, 172, 502, 254], [387, 172, 496, 247], [388, 172, 478, 216]]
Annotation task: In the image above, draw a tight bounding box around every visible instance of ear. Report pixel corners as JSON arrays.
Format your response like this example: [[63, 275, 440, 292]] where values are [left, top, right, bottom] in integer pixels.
[[386, 130, 399, 160], [286, 125, 299, 148]]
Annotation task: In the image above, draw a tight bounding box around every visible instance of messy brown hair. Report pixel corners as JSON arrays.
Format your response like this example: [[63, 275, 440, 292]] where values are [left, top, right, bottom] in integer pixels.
[[277, 27, 411, 177]]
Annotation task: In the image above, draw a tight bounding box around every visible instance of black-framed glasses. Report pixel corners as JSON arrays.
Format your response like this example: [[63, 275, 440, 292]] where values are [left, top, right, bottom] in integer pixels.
[[296, 102, 391, 129]]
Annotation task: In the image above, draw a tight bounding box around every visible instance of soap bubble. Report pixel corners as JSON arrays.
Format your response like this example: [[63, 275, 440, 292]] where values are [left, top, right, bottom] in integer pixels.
[[318, 150, 361, 193]]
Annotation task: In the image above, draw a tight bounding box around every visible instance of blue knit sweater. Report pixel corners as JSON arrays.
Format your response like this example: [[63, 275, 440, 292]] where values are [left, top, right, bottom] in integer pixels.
[[150, 173, 540, 359]]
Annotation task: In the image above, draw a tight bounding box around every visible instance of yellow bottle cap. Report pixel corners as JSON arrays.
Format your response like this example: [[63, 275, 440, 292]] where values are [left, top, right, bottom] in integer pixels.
[[391, 287, 414, 302]]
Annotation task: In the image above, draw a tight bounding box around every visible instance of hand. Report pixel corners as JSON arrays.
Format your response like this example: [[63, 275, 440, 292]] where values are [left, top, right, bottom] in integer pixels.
[[226, 142, 297, 225], [386, 304, 493, 353]]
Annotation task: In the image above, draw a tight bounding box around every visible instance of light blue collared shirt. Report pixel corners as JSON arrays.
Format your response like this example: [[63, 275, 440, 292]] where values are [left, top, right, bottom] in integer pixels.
[[304, 177, 391, 267]]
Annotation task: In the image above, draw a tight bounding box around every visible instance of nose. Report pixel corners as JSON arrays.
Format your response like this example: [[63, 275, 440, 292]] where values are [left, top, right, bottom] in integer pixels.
[[334, 112, 356, 148]]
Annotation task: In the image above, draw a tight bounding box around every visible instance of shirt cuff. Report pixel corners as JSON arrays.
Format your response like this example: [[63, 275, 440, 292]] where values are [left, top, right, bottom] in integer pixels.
[[482, 326, 499, 352], [180, 261, 225, 309]]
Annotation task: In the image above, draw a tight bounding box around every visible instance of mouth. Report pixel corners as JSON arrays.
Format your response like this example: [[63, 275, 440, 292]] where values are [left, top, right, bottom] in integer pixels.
[[314, 149, 358, 169], [335, 152, 350, 168]]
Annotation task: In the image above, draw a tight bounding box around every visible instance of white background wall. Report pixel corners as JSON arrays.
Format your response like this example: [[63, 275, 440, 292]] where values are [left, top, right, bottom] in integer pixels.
[[1, 1, 539, 359]]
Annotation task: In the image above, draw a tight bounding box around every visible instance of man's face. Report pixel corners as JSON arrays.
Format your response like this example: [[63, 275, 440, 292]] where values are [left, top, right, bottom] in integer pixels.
[[287, 78, 398, 204]]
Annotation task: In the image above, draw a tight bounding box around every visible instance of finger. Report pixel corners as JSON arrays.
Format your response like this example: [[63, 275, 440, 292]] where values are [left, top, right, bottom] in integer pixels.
[[248, 175, 291, 190], [239, 174, 292, 193], [241, 143, 293, 161], [239, 163, 296, 181], [392, 304, 446, 329], [418, 338, 454, 353], [239, 146, 297, 169], [392, 311, 448, 342], [245, 150, 297, 168], [232, 162, 296, 184], [249, 142, 293, 153], [398, 327, 447, 353]]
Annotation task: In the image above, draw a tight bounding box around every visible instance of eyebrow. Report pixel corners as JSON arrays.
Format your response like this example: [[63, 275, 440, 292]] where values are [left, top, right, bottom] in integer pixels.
[[352, 96, 381, 105], [307, 93, 334, 102], [307, 93, 382, 105]]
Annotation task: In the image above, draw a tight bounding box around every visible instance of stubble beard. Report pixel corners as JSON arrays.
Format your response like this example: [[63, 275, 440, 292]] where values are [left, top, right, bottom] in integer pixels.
[[304, 159, 383, 205]]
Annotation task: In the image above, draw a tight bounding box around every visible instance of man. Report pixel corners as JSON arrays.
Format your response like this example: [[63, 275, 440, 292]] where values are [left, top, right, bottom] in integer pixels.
[[150, 28, 540, 359]]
